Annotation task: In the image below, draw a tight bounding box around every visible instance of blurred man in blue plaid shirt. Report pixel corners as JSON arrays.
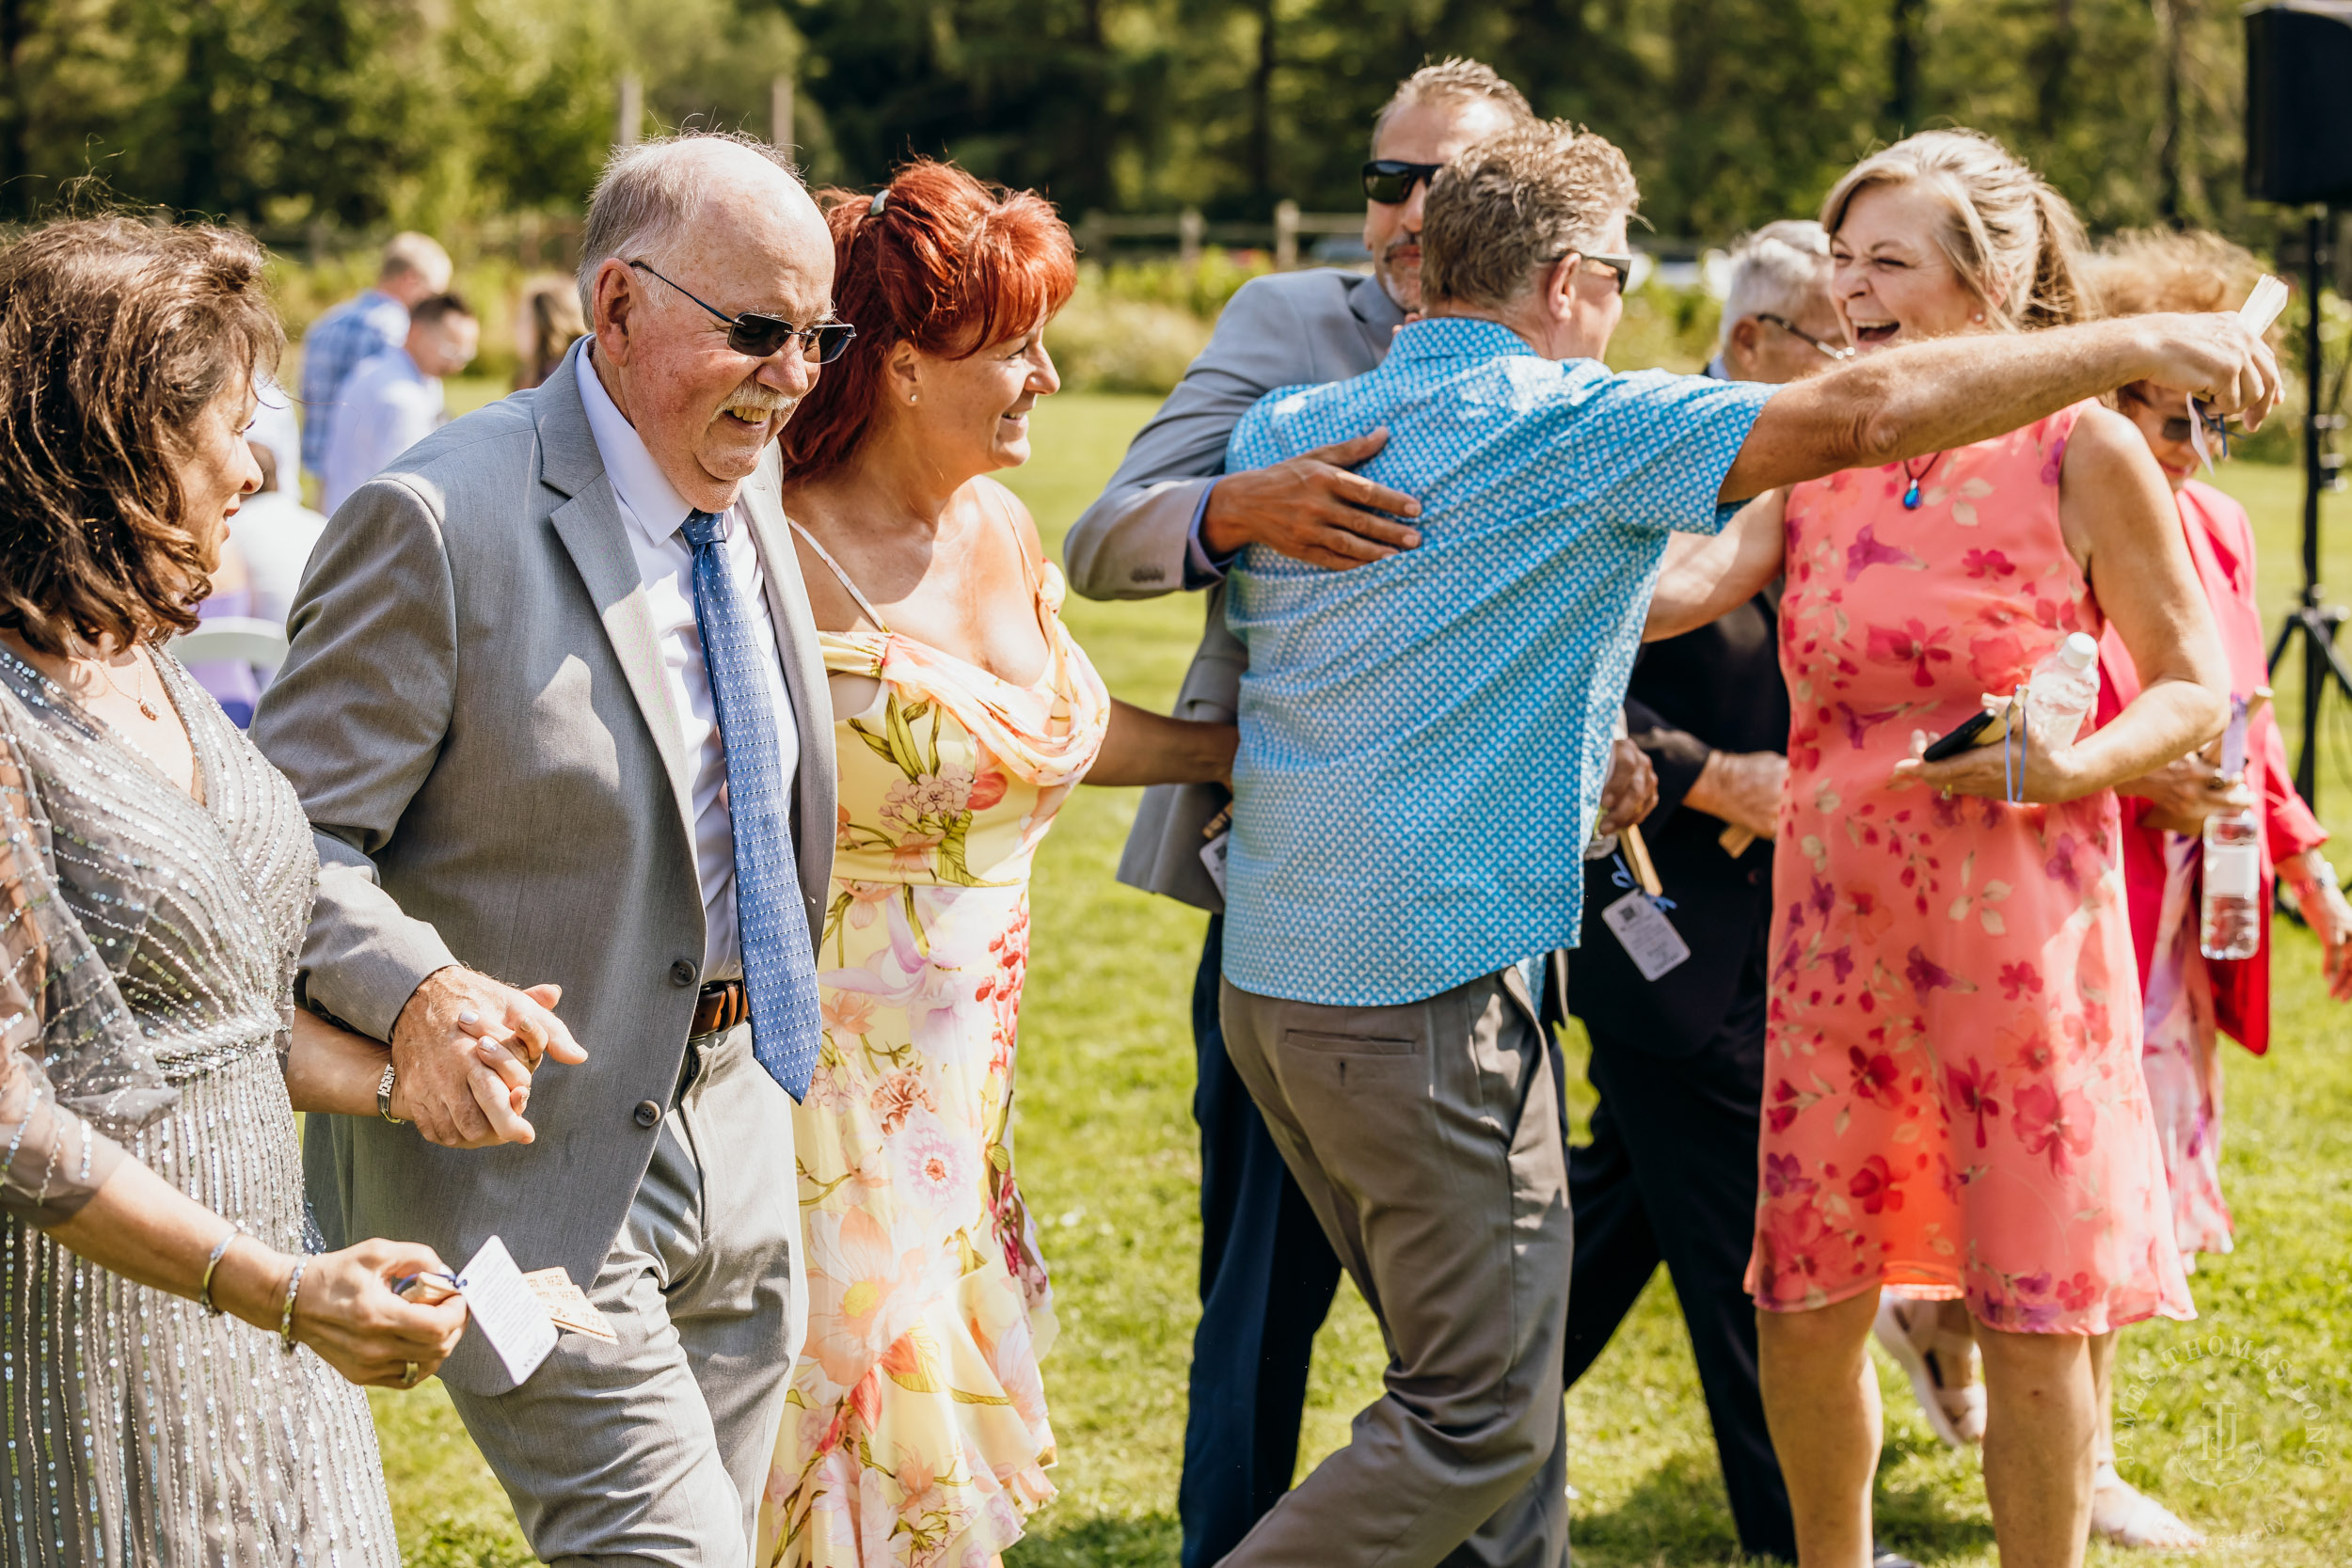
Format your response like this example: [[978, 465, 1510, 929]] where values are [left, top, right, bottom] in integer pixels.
[[297, 231, 451, 484]]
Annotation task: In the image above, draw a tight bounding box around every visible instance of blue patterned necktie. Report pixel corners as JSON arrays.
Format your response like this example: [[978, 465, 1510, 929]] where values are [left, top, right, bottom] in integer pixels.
[[680, 509, 822, 1101]]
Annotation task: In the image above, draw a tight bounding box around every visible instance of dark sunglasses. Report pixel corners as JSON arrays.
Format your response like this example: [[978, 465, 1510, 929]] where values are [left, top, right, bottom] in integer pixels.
[[2122, 382, 2229, 451], [1549, 249, 1635, 295], [627, 260, 857, 364], [1361, 159, 1445, 205], [1756, 313, 1855, 361]]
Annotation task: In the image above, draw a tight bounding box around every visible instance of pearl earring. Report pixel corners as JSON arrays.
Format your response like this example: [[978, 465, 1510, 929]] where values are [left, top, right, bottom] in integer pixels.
[[909, 392, 919, 404]]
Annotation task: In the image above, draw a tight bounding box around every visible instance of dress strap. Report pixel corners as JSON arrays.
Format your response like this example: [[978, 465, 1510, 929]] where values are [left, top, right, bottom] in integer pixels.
[[786, 516, 892, 634], [985, 483, 1046, 601]]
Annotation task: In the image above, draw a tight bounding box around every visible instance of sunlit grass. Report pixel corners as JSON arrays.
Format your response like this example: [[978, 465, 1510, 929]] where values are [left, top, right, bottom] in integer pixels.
[[372, 396, 2352, 1566]]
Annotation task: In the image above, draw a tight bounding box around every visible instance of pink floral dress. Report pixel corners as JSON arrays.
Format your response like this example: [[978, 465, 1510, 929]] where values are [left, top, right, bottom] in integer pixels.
[[759, 502, 1108, 1567], [1747, 403, 2196, 1335]]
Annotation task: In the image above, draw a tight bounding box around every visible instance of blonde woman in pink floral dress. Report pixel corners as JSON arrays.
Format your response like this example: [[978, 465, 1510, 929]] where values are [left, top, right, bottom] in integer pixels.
[[1748, 132, 2237, 1568], [755, 161, 1235, 1568]]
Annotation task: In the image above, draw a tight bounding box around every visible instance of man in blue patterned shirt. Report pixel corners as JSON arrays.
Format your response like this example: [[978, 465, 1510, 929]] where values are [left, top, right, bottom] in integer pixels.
[[1211, 120, 2281, 1568], [297, 231, 452, 483]]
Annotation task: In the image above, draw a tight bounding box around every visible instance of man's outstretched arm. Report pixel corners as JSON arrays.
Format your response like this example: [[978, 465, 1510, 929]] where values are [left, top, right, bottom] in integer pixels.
[[1719, 310, 2280, 501]]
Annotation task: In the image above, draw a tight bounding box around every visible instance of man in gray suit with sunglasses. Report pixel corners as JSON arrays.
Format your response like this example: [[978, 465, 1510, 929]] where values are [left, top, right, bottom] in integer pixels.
[[257, 132, 840, 1564]]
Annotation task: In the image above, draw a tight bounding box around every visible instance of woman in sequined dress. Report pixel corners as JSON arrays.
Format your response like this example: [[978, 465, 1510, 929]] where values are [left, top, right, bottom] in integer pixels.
[[0, 217, 477, 1565]]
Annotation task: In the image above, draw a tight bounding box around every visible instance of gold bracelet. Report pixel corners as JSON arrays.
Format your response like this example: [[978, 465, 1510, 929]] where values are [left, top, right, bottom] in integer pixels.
[[376, 1060, 405, 1125], [198, 1227, 241, 1317]]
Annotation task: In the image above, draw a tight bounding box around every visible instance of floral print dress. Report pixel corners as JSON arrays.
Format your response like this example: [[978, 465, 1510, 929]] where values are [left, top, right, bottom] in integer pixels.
[[759, 504, 1108, 1567], [1748, 403, 2195, 1335]]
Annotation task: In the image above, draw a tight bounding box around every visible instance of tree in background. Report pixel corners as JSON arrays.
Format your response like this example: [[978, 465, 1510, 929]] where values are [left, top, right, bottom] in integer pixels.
[[0, 0, 2281, 248]]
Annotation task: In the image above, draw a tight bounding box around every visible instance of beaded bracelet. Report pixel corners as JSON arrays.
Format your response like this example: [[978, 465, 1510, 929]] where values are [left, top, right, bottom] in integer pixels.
[[198, 1227, 242, 1317], [278, 1255, 309, 1353]]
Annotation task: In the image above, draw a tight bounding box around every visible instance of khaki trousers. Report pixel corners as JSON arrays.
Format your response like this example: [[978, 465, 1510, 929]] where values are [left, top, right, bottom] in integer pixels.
[[1216, 971, 1572, 1568]]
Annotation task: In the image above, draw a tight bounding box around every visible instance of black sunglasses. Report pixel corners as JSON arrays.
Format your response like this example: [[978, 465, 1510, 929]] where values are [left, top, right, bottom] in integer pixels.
[[2121, 383, 2229, 451], [1361, 159, 1445, 205], [627, 260, 857, 364], [1549, 249, 1635, 295], [1756, 313, 1855, 361]]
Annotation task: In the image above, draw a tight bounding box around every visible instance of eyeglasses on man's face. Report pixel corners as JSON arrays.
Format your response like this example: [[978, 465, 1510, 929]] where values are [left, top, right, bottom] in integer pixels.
[[1549, 249, 1634, 296], [1756, 313, 1855, 362], [627, 260, 857, 364], [1361, 160, 1445, 205]]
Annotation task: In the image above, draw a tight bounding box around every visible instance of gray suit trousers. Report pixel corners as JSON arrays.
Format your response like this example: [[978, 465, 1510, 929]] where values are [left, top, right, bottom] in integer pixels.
[[1216, 973, 1572, 1568], [447, 1022, 802, 1567]]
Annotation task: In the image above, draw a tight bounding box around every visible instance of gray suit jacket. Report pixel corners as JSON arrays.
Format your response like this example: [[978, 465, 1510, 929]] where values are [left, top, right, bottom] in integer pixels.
[[252, 341, 834, 1389], [1063, 267, 1403, 911]]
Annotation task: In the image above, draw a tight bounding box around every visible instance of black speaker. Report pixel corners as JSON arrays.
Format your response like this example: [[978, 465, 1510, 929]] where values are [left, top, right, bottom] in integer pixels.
[[2246, 2, 2352, 206]]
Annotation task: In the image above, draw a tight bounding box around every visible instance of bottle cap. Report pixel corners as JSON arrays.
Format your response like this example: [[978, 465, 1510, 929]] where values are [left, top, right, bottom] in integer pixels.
[[2058, 631, 2098, 671]]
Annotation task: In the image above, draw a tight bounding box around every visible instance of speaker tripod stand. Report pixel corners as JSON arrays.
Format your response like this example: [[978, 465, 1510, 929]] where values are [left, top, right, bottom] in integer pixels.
[[2266, 206, 2348, 806]]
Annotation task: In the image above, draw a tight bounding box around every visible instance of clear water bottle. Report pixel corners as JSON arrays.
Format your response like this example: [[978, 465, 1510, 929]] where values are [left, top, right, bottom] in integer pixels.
[[2201, 691, 2261, 960], [2201, 809, 2262, 959], [2021, 632, 2102, 749]]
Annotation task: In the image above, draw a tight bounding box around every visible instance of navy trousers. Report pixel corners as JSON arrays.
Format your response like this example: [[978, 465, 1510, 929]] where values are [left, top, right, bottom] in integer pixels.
[[1179, 916, 1343, 1568], [1562, 994, 1799, 1563]]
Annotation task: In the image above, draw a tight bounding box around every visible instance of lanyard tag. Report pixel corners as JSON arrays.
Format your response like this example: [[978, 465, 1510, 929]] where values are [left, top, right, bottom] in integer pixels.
[[1600, 889, 1692, 981]]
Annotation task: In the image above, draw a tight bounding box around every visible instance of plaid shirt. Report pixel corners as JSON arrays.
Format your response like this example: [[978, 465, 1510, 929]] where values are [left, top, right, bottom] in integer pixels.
[[297, 289, 408, 477]]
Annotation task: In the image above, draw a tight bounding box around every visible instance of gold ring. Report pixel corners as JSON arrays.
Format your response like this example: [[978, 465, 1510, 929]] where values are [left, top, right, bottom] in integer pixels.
[[1940, 787, 1953, 801], [400, 1361, 420, 1388]]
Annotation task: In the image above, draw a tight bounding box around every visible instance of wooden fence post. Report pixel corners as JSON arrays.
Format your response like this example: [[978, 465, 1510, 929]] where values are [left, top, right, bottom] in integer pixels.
[[771, 75, 794, 151], [1274, 199, 1299, 269], [616, 75, 644, 149], [1179, 207, 1205, 268]]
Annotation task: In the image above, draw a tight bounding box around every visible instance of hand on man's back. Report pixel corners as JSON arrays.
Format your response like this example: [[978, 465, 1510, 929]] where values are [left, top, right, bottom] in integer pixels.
[[390, 966, 588, 1148], [1201, 429, 1425, 571]]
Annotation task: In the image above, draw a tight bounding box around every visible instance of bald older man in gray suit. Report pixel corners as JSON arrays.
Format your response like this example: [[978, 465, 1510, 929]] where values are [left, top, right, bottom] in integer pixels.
[[255, 133, 837, 1564]]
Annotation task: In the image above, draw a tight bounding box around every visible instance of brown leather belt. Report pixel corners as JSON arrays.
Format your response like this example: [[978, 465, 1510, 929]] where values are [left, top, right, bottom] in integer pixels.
[[691, 978, 748, 1037]]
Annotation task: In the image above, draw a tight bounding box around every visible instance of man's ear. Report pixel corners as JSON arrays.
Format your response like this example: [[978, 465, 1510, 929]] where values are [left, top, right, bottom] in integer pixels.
[[591, 260, 637, 364], [1542, 254, 1581, 324], [1730, 316, 1763, 356]]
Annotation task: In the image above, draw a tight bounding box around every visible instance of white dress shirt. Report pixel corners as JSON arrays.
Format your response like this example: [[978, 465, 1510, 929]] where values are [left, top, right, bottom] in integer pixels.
[[321, 348, 445, 515], [576, 348, 800, 980]]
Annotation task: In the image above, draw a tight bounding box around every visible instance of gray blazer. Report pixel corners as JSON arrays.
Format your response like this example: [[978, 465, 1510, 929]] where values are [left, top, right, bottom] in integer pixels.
[[1063, 266, 1403, 911], [253, 341, 834, 1381]]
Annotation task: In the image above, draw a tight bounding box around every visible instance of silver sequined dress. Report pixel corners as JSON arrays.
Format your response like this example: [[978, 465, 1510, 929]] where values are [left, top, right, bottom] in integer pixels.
[[0, 647, 399, 1566]]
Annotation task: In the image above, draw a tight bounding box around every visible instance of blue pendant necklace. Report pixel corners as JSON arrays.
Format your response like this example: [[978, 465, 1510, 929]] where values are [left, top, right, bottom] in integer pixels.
[[1901, 451, 1944, 510]]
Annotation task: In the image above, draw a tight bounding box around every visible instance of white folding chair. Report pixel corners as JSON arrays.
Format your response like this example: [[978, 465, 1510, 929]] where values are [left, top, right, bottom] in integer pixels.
[[171, 617, 291, 681]]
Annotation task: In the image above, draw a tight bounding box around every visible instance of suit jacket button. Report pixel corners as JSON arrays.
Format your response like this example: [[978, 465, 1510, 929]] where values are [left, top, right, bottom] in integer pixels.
[[670, 959, 698, 988], [633, 1100, 662, 1129]]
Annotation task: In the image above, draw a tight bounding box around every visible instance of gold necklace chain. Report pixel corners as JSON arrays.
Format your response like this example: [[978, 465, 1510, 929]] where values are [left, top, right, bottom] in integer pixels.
[[95, 645, 160, 721]]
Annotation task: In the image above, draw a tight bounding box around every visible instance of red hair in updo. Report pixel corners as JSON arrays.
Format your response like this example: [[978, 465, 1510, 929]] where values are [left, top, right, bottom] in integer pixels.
[[779, 159, 1076, 484]]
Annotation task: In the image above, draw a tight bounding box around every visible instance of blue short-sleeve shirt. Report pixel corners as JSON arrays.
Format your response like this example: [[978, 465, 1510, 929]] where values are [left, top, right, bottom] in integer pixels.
[[1220, 316, 1774, 1007]]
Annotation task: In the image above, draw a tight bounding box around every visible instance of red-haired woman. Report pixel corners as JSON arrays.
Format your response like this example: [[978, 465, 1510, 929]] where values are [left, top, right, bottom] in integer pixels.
[[757, 162, 1233, 1568]]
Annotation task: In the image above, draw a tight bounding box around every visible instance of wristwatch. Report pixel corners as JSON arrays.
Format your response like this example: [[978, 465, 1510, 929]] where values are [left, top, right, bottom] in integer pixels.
[[377, 1061, 405, 1124]]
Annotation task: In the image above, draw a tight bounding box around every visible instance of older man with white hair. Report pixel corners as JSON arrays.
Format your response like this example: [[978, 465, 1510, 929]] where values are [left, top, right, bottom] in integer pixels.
[[1711, 218, 1851, 382], [255, 133, 842, 1563]]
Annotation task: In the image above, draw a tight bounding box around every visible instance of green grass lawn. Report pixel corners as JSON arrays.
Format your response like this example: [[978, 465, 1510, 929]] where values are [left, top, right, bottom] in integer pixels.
[[373, 393, 2352, 1567]]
